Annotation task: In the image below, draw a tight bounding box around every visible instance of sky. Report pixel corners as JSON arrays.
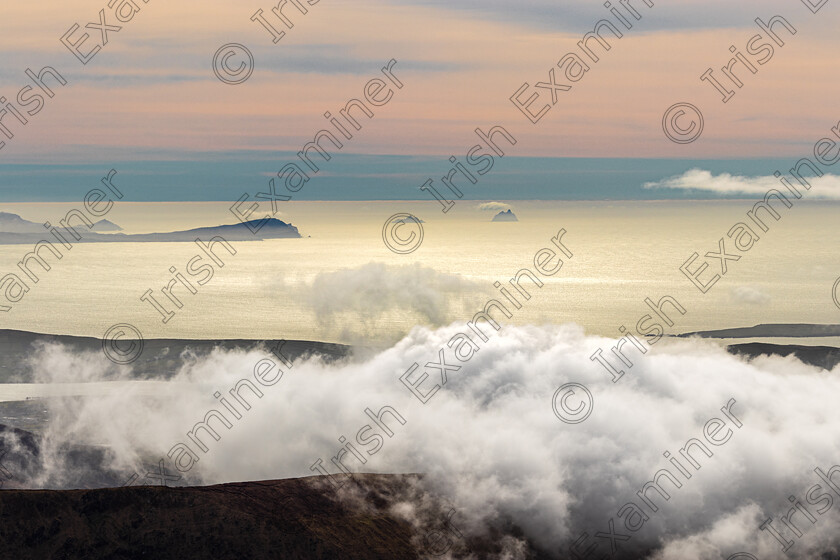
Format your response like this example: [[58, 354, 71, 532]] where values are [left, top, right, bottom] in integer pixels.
[[0, 0, 838, 200]]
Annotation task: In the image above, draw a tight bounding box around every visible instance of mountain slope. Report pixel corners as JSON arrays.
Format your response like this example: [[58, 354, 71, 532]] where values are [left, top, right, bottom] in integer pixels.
[[0, 474, 421, 560]]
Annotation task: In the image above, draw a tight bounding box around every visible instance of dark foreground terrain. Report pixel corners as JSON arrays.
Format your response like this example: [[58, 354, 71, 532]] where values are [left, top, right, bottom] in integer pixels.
[[0, 474, 418, 560], [0, 422, 542, 559], [0, 473, 546, 560]]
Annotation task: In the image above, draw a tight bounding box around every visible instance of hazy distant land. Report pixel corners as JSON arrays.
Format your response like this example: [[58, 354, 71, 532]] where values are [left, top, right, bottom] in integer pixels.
[[678, 323, 840, 339], [727, 343, 840, 370], [0, 212, 301, 244], [4, 324, 839, 384], [674, 323, 840, 369], [0, 329, 348, 383]]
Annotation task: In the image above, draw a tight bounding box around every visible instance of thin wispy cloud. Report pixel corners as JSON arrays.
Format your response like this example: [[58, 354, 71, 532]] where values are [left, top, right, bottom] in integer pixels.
[[477, 202, 511, 212], [387, 0, 809, 32]]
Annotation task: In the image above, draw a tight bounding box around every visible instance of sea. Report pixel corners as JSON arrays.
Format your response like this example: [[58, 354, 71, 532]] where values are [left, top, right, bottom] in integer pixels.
[[0, 200, 837, 347]]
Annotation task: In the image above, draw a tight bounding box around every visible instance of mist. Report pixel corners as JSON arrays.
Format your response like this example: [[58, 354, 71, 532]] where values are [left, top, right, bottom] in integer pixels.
[[16, 323, 840, 559]]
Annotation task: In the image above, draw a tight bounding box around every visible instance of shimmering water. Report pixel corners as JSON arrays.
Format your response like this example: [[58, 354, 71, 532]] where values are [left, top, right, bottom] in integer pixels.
[[0, 200, 837, 345]]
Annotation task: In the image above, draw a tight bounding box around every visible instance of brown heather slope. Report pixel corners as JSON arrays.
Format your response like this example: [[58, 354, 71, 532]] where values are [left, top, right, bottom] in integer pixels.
[[0, 474, 422, 560]]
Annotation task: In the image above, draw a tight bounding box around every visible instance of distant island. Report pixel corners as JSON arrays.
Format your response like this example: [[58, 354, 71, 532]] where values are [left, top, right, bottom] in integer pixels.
[[0, 212, 301, 244], [492, 209, 518, 222]]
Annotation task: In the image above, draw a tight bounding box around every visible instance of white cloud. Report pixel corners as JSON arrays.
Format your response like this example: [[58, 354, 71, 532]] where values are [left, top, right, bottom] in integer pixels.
[[644, 169, 840, 200], [644, 169, 840, 199], [477, 202, 511, 212], [20, 324, 840, 558]]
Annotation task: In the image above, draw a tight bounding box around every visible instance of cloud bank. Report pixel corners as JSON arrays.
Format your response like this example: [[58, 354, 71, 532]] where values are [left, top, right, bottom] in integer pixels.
[[17, 323, 840, 559]]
